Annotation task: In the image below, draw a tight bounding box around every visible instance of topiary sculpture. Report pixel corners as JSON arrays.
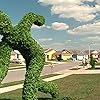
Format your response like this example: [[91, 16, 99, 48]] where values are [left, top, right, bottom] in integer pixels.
[[0, 10, 59, 100]]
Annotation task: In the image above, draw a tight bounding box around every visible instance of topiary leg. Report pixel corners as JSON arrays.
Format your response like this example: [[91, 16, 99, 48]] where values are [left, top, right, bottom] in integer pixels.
[[22, 71, 38, 100], [38, 79, 59, 98], [22, 53, 45, 100], [0, 42, 12, 83]]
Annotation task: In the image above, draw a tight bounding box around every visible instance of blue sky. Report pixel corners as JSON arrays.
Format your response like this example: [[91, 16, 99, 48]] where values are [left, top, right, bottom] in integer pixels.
[[0, 0, 100, 50]]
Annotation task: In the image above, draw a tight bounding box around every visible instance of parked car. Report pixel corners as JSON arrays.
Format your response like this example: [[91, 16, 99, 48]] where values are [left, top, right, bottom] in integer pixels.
[[10, 59, 22, 64]]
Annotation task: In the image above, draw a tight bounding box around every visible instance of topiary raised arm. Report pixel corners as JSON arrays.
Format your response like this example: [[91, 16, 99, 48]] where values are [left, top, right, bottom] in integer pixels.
[[0, 11, 59, 100]]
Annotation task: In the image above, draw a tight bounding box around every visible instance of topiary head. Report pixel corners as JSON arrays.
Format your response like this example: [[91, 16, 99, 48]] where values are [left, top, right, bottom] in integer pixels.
[[34, 15, 45, 26], [0, 10, 13, 36], [24, 12, 45, 26]]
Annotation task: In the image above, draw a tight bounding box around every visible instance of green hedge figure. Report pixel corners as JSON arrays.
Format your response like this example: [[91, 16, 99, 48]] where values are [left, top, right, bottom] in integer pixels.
[[0, 10, 59, 100], [90, 54, 97, 69]]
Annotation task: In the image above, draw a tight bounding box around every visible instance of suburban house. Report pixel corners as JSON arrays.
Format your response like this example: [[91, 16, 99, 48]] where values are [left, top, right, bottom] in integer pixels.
[[52, 51, 62, 61], [72, 50, 89, 61], [10, 50, 25, 63], [52, 50, 73, 61], [44, 49, 56, 62], [61, 50, 73, 60], [72, 52, 84, 61], [71, 50, 99, 61]]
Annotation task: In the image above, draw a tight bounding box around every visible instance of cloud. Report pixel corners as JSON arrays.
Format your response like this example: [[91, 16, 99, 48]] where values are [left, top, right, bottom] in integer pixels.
[[38, 0, 100, 22], [51, 22, 69, 30], [65, 40, 79, 45], [31, 24, 50, 29], [38, 38, 53, 42], [82, 36, 100, 43], [46, 42, 66, 50], [31, 21, 69, 31], [68, 21, 100, 35]]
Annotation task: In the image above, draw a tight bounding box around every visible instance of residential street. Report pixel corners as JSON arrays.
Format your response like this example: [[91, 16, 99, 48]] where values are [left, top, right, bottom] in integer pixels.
[[2, 61, 79, 83]]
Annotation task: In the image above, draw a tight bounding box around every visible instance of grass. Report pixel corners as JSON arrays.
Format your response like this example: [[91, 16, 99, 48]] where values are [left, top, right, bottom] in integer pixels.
[[96, 62, 100, 66], [0, 74, 100, 100], [0, 80, 24, 88], [87, 67, 100, 70]]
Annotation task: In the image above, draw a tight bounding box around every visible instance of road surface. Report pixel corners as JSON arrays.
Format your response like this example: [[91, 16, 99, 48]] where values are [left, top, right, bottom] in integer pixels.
[[2, 61, 79, 83]]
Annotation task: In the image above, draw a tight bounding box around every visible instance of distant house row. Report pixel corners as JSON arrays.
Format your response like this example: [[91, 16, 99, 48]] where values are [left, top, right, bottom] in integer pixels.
[[10, 49, 100, 63], [44, 49, 100, 62]]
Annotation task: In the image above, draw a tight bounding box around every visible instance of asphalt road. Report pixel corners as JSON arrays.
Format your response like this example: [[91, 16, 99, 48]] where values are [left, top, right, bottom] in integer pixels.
[[2, 61, 79, 83]]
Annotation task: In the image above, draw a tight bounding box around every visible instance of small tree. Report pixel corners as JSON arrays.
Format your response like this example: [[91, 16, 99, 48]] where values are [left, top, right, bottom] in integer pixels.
[[90, 54, 96, 69]]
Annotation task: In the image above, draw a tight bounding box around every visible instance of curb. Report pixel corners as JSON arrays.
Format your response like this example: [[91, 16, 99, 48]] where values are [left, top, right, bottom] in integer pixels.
[[8, 63, 65, 71]]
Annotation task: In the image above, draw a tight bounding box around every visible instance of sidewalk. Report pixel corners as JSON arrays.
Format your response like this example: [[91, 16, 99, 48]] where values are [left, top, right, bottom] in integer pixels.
[[46, 61, 67, 64], [0, 68, 100, 94]]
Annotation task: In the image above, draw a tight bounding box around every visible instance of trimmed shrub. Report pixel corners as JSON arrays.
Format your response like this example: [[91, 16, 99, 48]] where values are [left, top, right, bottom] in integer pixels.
[[90, 54, 97, 69]]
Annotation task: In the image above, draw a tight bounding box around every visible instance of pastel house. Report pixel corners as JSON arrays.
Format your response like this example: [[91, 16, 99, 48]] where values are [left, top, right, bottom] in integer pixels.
[[61, 50, 73, 60], [10, 50, 25, 63], [52, 50, 73, 61], [44, 49, 56, 62]]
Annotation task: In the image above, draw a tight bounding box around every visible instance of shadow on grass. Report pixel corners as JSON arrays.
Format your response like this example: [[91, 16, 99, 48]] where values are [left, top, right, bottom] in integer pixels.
[[38, 97, 75, 100], [87, 68, 100, 70], [0, 98, 11, 100], [38, 98, 52, 100]]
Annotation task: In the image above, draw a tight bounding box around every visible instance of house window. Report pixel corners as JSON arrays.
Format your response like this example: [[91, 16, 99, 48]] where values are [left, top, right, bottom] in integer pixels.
[[47, 55, 49, 60], [17, 54, 19, 59]]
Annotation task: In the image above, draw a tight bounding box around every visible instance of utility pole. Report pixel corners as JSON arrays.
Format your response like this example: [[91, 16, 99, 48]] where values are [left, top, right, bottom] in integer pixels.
[[89, 44, 90, 59]]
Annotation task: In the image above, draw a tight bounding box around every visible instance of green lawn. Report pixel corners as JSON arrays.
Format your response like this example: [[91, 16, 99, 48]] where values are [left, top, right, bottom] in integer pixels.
[[0, 74, 100, 100], [96, 62, 100, 66], [0, 80, 24, 88]]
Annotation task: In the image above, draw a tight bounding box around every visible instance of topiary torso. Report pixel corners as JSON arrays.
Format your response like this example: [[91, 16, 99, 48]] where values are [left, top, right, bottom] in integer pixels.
[[0, 11, 59, 100]]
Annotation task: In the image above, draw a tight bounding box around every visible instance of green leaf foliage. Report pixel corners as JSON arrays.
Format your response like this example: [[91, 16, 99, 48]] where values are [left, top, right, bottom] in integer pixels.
[[90, 54, 97, 69], [0, 10, 59, 100]]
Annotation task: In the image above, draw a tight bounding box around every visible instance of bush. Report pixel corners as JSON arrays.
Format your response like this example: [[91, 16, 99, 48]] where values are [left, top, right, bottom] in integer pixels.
[[90, 54, 97, 69]]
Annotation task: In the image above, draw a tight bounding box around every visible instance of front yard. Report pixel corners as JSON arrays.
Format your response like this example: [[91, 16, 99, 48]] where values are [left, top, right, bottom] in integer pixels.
[[0, 74, 100, 100]]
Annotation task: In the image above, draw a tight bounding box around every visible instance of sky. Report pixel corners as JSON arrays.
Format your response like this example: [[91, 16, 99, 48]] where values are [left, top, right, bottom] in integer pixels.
[[0, 0, 100, 50]]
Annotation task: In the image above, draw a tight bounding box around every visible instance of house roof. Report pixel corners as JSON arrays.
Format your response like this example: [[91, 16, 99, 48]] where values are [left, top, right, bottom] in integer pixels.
[[83, 50, 94, 55], [14, 50, 21, 54], [44, 48, 56, 53], [68, 49, 81, 55], [53, 50, 73, 57], [91, 50, 99, 54], [11, 50, 21, 55], [62, 50, 73, 54], [54, 51, 62, 55], [11, 51, 16, 55]]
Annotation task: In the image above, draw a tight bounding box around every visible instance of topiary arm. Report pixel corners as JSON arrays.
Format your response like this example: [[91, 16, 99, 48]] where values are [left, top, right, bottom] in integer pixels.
[[0, 10, 13, 36]]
